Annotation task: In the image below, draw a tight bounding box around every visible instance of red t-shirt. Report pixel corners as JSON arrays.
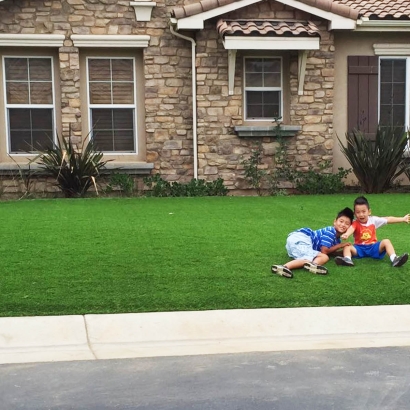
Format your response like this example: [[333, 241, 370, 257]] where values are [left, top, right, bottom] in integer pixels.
[[352, 216, 387, 245]]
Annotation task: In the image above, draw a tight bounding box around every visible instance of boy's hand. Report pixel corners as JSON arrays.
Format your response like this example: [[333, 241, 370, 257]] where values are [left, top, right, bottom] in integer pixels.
[[404, 214, 410, 223], [341, 233, 349, 240]]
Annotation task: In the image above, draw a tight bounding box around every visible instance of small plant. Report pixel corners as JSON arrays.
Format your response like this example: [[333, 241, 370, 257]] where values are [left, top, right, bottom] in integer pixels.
[[241, 142, 266, 196], [291, 161, 351, 195], [8, 155, 37, 199], [34, 135, 110, 198], [105, 173, 135, 196], [339, 126, 409, 193], [143, 175, 228, 197]]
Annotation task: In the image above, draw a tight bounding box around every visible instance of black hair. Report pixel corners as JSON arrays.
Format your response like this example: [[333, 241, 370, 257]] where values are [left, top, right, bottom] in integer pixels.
[[354, 196, 370, 209], [337, 207, 354, 222]]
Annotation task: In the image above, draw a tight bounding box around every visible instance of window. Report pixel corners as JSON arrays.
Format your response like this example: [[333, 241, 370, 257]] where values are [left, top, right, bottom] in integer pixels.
[[3, 57, 54, 153], [379, 58, 407, 129], [87, 57, 136, 153], [244, 57, 282, 121]]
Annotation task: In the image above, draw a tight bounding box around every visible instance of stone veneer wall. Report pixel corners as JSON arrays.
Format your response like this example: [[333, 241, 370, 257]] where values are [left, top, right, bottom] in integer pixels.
[[0, 0, 335, 194]]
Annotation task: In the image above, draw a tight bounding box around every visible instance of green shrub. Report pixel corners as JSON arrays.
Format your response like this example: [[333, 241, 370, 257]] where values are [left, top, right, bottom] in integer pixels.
[[291, 162, 351, 194], [241, 143, 266, 196], [338, 126, 409, 193], [143, 175, 228, 197], [34, 136, 110, 198], [105, 173, 135, 196]]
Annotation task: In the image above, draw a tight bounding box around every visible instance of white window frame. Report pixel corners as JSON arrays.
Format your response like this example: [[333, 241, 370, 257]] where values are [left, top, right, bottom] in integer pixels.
[[2, 55, 56, 155], [378, 56, 410, 132], [243, 56, 283, 122], [86, 56, 138, 154]]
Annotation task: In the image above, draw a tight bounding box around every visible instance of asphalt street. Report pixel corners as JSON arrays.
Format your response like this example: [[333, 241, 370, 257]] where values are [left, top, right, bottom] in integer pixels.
[[1, 346, 410, 410]]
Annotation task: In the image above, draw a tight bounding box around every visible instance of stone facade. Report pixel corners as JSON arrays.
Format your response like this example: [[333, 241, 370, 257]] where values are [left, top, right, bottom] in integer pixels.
[[0, 0, 335, 194]]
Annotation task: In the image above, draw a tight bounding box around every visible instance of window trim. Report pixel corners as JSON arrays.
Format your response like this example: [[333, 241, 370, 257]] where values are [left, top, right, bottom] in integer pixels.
[[243, 56, 283, 122], [2, 55, 56, 155], [86, 56, 138, 154]]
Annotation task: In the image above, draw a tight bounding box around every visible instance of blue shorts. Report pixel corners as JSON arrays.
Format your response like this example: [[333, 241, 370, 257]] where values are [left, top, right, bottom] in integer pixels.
[[353, 242, 386, 260], [286, 232, 319, 262]]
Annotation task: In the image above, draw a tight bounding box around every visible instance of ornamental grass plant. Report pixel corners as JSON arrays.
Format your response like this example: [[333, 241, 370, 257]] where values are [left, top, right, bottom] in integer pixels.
[[0, 194, 409, 317]]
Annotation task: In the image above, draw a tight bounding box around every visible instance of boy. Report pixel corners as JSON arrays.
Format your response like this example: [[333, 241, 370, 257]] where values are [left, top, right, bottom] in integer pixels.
[[335, 196, 409, 267], [271, 207, 354, 279]]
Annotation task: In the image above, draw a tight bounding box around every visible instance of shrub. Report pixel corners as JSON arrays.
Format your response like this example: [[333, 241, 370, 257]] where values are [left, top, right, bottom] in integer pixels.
[[291, 161, 351, 195], [34, 136, 110, 198], [339, 126, 409, 193], [143, 175, 228, 197], [241, 143, 266, 196], [105, 173, 135, 196]]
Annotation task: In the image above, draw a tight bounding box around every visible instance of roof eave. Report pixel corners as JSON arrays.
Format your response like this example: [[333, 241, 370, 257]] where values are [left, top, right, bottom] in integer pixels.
[[355, 18, 410, 32]]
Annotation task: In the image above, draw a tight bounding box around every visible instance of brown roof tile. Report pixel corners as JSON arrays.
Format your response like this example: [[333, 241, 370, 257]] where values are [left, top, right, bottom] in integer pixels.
[[335, 0, 410, 19], [172, 0, 410, 21], [217, 19, 321, 37]]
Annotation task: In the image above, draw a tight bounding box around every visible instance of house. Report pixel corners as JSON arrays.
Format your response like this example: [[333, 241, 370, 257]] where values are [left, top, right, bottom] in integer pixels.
[[0, 0, 409, 195]]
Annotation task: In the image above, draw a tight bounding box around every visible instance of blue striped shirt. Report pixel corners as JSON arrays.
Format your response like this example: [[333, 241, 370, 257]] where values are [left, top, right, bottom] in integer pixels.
[[297, 226, 340, 251]]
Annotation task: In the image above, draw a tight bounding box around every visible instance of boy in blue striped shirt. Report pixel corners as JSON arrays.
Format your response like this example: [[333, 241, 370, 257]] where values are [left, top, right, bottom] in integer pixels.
[[271, 207, 354, 279]]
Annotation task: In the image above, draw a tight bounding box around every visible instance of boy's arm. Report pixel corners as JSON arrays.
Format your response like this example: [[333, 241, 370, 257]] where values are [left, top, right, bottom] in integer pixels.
[[320, 242, 351, 255], [341, 225, 355, 240], [384, 214, 410, 224]]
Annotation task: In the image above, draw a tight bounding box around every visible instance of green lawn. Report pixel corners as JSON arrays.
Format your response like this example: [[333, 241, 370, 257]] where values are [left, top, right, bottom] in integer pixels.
[[1, 193, 409, 317]]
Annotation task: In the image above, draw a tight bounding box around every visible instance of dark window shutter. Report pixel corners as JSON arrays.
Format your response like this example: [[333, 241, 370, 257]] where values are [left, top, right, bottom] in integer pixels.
[[347, 56, 379, 137]]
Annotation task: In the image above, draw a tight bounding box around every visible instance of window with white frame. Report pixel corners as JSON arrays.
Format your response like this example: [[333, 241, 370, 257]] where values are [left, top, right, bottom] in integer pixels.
[[4, 57, 54, 153], [379, 57, 407, 129], [244, 57, 282, 121], [87, 57, 136, 153]]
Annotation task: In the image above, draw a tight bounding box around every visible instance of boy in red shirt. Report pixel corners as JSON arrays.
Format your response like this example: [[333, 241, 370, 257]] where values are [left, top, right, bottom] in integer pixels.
[[335, 196, 409, 267]]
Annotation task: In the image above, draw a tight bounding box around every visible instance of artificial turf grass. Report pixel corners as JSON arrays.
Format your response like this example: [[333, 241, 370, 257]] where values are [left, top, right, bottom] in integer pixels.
[[0, 194, 409, 317]]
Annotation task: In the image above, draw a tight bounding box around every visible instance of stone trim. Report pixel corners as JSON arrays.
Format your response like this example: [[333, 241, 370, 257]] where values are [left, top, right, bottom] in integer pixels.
[[130, 1, 156, 22], [71, 35, 150, 48], [0, 34, 65, 47], [373, 43, 410, 55], [234, 125, 302, 138]]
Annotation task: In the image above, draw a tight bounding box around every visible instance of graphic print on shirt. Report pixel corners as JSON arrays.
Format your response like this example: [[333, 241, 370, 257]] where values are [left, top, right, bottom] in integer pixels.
[[353, 216, 387, 245]]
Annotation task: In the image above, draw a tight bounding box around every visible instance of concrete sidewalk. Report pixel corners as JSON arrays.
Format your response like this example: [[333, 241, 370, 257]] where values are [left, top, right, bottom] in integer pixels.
[[1, 305, 410, 365]]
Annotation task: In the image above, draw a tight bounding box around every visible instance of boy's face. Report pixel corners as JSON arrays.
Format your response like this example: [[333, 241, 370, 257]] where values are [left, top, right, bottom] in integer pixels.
[[354, 204, 370, 224], [334, 215, 352, 234]]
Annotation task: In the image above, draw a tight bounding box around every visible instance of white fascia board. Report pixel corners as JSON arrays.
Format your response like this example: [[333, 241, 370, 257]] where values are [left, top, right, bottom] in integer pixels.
[[176, 0, 356, 30], [223, 36, 320, 50], [356, 20, 410, 32], [176, 0, 262, 30], [0, 34, 65, 47], [72, 35, 150, 47]]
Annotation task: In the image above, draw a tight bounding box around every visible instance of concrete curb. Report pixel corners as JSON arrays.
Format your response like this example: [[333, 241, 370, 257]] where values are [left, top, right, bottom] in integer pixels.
[[1, 305, 410, 364]]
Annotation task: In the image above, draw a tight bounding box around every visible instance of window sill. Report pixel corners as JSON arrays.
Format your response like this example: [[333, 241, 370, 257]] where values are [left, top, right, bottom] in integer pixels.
[[0, 162, 154, 176], [234, 125, 301, 138]]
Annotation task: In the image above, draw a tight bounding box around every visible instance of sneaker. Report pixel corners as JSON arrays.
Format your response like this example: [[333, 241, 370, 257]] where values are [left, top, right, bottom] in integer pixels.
[[335, 256, 355, 267], [271, 265, 293, 278], [392, 253, 408, 268], [303, 262, 328, 275]]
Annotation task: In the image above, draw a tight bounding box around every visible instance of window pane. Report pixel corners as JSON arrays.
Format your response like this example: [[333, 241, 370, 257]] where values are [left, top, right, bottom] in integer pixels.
[[9, 108, 53, 152], [91, 108, 134, 152], [88, 59, 111, 81], [245, 58, 263, 73], [5, 58, 28, 81], [264, 73, 281, 87], [112, 83, 134, 104], [29, 58, 52, 81], [89, 82, 112, 104], [247, 91, 263, 104], [246, 91, 280, 119], [264, 59, 281, 73], [6, 82, 29, 104], [112, 59, 133, 81], [30, 82, 53, 104], [247, 104, 263, 118], [245, 73, 262, 87]]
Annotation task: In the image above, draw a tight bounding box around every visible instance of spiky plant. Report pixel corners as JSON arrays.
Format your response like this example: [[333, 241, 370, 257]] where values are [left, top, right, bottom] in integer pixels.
[[338, 126, 409, 193], [35, 135, 110, 198]]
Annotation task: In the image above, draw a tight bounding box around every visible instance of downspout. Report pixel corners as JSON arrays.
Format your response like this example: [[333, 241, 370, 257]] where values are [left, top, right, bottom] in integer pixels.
[[169, 22, 198, 179]]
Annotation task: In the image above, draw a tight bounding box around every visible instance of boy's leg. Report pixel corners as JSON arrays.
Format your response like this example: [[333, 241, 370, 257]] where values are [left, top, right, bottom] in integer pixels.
[[335, 244, 356, 266], [303, 253, 329, 275], [379, 239, 408, 267]]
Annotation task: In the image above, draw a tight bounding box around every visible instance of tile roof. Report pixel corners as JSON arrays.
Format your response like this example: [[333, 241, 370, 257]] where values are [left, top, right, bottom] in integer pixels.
[[172, 0, 410, 21], [217, 19, 321, 37], [172, 0, 358, 20], [336, 0, 410, 19]]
